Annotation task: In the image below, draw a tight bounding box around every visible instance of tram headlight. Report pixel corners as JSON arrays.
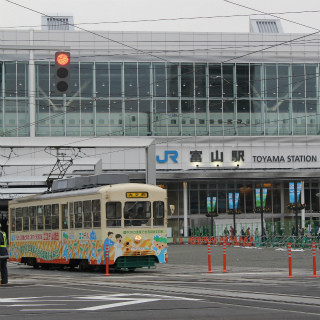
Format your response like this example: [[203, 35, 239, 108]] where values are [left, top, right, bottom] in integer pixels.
[[135, 235, 142, 243]]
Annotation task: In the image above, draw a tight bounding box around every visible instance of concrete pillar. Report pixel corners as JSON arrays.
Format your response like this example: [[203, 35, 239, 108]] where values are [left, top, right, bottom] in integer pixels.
[[280, 182, 285, 224], [146, 143, 156, 185], [183, 181, 188, 237], [301, 181, 305, 228], [29, 30, 35, 137], [94, 159, 102, 175]]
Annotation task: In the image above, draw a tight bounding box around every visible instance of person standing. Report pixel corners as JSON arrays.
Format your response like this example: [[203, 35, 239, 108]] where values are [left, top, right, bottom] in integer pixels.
[[246, 227, 251, 241], [254, 227, 259, 241], [0, 224, 9, 285]]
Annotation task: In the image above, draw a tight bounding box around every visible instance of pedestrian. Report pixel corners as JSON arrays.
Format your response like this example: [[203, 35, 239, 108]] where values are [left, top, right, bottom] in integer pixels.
[[0, 223, 9, 285], [254, 227, 259, 241], [246, 227, 250, 241]]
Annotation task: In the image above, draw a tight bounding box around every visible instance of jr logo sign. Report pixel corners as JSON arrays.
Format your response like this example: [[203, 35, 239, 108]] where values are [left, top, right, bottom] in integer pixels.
[[156, 151, 178, 163]]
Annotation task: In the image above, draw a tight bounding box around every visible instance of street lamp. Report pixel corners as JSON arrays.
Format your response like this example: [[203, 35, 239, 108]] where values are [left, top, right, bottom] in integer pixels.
[[294, 182, 299, 237], [259, 188, 265, 241], [228, 192, 239, 235], [255, 187, 267, 242], [206, 196, 218, 237], [289, 181, 302, 237]]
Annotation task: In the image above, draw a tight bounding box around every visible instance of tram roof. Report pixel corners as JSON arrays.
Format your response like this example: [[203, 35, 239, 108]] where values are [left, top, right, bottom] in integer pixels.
[[9, 183, 166, 205]]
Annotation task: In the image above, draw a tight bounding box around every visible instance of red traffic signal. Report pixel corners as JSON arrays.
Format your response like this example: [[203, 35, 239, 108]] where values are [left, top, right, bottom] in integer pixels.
[[55, 52, 70, 94], [56, 52, 70, 66]]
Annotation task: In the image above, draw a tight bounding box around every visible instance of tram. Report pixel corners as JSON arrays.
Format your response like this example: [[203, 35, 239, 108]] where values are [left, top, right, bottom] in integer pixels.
[[8, 174, 168, 271]]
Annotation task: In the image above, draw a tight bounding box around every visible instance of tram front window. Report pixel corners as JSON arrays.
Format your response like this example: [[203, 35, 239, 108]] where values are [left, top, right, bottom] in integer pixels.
[[106, 202, 121, 227], [124, 202, 151, 226]]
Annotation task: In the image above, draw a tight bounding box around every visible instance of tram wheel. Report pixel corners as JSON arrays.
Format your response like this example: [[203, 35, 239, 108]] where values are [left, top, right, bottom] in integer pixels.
[[79, 260, 89, 271]]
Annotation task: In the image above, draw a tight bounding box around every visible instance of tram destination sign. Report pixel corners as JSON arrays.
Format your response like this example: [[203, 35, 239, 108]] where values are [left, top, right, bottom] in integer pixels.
[[126, 192, 148, 198]]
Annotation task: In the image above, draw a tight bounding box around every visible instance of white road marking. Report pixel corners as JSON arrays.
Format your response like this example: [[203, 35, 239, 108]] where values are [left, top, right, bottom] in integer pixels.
[[9, 304, 65, 307], [78, 298, 160, 311], [0, 293, 200, 312]]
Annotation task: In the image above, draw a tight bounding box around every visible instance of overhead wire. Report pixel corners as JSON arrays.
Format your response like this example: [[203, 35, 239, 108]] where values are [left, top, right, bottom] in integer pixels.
[[1, 9, 320, 29], [4, 0, 170, 63]]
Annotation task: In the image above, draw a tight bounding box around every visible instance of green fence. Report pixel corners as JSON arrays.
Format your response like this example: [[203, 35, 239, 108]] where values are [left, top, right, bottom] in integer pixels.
[[190, 221, 319, 237], [188, 220, 320, 248]]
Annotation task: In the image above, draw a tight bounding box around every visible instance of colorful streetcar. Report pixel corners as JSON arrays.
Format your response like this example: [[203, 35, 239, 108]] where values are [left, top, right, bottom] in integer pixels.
[[8, 177, 168, 271]]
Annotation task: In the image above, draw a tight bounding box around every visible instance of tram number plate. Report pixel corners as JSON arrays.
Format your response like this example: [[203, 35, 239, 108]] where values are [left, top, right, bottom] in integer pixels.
[[126, 192, 148, 198]]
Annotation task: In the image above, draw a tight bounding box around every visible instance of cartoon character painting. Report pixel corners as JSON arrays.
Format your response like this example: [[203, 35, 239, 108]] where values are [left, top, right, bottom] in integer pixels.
[[152, 235, 167, 263], [62, 232, 69, 261], [103, 232, 115, 262], [90, 242, 96, 260], [113, 234, 123, 261], [97, 247, 102, 264]]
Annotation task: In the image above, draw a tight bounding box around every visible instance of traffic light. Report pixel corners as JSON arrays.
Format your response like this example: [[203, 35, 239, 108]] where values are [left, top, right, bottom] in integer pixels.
[[55, 52, 70, 94]]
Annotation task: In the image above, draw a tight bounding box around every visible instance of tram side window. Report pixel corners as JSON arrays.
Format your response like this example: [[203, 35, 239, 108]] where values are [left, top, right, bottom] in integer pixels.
[[10, 208, 15, 232], [29, 206, 36, 230], [153, 201, 165, 226], [23, 207, 29, 231], [75, 201, 83, 229], [106, 202, 121, 227], [69, 202, 75, 229], [16, 208, 23, 231], [124, 202, 151, 226], [52, 204, 59, 230], [83, 200, 92, 228], [92, 199, 101, 227], [44, 204, 52, 230], [62, 204, 68, 229], [37, 206, 44, 230]]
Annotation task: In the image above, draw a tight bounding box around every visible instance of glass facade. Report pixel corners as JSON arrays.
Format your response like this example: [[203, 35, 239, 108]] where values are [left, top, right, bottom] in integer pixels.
[[0, 62, 29, 136], [0, 61, 319, 137], [165, 180, 320, 216]]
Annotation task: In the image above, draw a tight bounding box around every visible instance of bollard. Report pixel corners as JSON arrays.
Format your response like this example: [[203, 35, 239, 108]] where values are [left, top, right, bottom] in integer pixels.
[[312, 242, 319, 278], [207, 243, 212, 273], [222, 242, 228, 273], [287, 243, 294, 278], [105, 245, 110, 276]]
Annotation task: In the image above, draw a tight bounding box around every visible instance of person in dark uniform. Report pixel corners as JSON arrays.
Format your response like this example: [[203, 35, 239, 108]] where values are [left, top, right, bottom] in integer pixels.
[[0, 223, 8, 285]]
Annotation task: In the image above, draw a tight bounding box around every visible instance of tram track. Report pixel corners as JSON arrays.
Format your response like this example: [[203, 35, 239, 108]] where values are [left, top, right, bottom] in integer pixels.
[[5, 267, 320, 318], [11, 272, 320, 309]]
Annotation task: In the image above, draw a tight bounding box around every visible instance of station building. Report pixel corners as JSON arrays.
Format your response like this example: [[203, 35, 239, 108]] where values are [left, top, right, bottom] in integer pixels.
[[1, 17, 320, 236]]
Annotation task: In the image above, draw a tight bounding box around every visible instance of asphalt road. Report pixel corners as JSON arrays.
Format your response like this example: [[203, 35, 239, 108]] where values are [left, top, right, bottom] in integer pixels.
[[1, 244, 320, 319]]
